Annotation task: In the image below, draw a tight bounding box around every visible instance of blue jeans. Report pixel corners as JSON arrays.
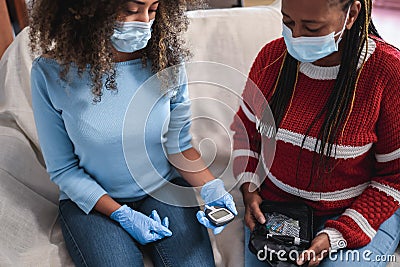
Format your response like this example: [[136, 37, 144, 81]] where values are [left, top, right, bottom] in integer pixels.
[[244, 208, 400, 267], [59, 178, 215, 267]]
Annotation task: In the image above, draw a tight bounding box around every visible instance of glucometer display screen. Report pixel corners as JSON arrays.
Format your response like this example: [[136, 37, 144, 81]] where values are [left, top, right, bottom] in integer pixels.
[[212, 210, 230, 219]]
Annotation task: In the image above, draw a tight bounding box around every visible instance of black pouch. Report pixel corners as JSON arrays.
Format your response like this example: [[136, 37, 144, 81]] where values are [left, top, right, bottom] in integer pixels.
[[248, 201, 314, 266]]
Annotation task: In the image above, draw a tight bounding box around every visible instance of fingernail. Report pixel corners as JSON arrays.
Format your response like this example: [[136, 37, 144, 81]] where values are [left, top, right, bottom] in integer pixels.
[[297, 258, 304, 265]]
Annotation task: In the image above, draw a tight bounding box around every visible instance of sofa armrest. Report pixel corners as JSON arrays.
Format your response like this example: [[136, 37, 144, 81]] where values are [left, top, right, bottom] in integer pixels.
[[0, 125, 74, 266], [0, 125, 58, 204]]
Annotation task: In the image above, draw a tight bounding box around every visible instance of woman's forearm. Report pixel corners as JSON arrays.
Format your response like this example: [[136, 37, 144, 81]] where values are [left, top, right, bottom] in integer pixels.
[[168, 147, 215, 187], [94, 194, 121, 217]]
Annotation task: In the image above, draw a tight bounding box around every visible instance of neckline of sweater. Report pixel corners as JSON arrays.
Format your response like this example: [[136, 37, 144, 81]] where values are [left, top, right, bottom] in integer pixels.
[[299, 38, 376, 80]]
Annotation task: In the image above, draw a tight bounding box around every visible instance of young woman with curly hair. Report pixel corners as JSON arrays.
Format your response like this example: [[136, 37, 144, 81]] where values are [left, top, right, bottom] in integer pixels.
[[29, 0, 237, 266], [231, 0, 400, 266]]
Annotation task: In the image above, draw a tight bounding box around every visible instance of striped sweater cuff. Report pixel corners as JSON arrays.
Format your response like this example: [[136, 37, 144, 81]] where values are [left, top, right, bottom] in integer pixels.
[[235, 172, 261, 191], [317, 227, 347, 251]]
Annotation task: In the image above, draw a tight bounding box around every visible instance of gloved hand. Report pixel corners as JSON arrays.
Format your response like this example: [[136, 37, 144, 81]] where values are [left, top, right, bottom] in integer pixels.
[[110, 205, 172, 245], [196, 179, 238, 235]]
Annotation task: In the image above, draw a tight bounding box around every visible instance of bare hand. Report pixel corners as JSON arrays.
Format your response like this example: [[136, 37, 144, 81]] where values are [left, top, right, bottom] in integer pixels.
[[241, 183, 266, 231], [297, 233, 330, 266]]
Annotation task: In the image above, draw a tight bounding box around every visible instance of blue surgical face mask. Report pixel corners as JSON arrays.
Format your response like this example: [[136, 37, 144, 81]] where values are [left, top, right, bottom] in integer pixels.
[[282, 7, 351, 63], [111, 19, 154, 53]]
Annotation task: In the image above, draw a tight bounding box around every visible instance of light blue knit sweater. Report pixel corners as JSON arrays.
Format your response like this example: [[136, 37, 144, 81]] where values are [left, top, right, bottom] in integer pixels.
[[31, 57, 192, 214]]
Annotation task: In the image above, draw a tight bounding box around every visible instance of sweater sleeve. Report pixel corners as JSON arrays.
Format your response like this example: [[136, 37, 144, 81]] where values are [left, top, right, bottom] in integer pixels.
[[31, 60, 107, 214], [323, 66, 400, 249], [164, 65, 193, 155], [230, 48, 269, 189]]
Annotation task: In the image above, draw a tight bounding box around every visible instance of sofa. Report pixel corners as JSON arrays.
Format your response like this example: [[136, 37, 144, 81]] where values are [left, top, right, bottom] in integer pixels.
[[0, 1, 399, 266]]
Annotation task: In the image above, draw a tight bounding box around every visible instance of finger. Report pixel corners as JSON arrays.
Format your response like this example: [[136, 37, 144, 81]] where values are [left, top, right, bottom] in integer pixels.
[[297, 249, 318, 266], [145, 231, 167, 243], [244, 209, 256, 230], [197, 210, 222, 233], [311, 251, 328, 267], [308, 258, 318, 267], [196, 211, 212, 228], [196, 210, 206, 221], [298, 235, 329, 266], [162, 217, 169, 228], [213, 225, 225, 235], [149, 211, 171, 235], [249, 202, 266, 224], [224, 196, 238, 215], [196, 211, 226, 235], [308, 259, 320, 267], [137, 230, 165, 245], [149, 221, 173, 237], [297, 250, 309, 266], [150, 210, 162, 224]]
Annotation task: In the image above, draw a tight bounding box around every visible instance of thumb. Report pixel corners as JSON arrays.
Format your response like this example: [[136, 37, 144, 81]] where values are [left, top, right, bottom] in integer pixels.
[[224, 196, 238, 215], [162, 217, 169, 228], [250, 203, 266, 225], [196, 211, 213, 228], [213, 225, 225, 235], [196, 210, 207, 224]]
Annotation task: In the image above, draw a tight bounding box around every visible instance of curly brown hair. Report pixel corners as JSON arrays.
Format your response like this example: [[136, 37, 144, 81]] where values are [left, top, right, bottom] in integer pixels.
[[29, 0, 205, 102]]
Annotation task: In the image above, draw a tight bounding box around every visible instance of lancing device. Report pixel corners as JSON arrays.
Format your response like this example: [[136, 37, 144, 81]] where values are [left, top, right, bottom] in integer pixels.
[[204, 205, 235, 227], [267, 234, 310, 246]]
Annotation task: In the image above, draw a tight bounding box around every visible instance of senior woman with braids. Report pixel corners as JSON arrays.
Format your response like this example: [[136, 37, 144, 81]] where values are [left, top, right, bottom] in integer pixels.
[[29, 0, 237, 266], [231, 0, 400, 266]]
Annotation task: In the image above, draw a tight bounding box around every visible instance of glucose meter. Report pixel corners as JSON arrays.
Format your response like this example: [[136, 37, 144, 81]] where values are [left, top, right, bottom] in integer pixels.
[[204, 205, 235, 227]]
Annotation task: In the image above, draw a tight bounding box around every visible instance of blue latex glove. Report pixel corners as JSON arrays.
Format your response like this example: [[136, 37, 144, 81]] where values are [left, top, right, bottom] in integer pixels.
[[196, 179, 238, 235], [149, 209, 169, 229], [110, 205, 172, 245]]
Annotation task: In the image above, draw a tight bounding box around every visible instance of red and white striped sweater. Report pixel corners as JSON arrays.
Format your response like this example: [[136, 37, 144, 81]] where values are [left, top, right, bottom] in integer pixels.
[[231, 37, 400, 249]]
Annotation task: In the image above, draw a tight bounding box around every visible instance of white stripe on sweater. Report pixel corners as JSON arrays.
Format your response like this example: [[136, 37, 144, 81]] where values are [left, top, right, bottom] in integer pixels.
[[240, 100, 256, 123], [233, 149, 259, 159], [263, 165, 369, 201], [376, 147, 400, 163], [276, 128, 373, 159], [371, 181, 400, 203], [342, 209, 376, 240]]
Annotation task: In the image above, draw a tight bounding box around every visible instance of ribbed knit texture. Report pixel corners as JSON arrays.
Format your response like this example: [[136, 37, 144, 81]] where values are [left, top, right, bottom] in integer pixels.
[[31, 57, 192, 214], [231, 37, 400, 248]]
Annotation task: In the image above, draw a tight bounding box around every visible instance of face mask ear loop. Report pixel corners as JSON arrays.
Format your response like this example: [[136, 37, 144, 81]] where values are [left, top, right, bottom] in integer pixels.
[[335, 5, 352, 47]]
